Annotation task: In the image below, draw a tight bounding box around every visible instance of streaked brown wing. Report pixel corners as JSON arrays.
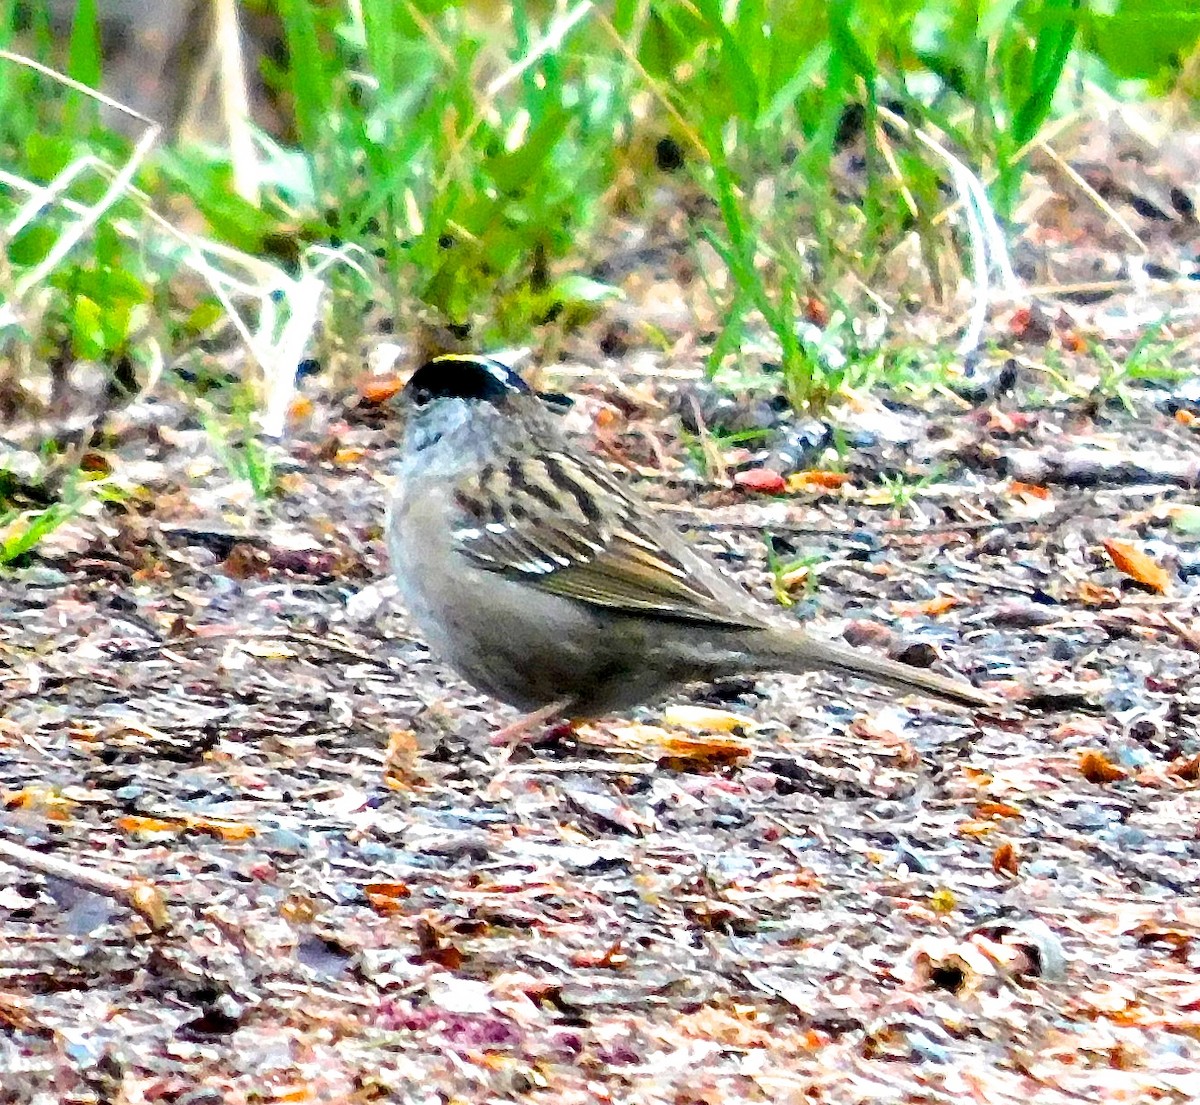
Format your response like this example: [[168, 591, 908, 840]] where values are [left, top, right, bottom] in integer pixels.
[[451, 448, 766, 629]]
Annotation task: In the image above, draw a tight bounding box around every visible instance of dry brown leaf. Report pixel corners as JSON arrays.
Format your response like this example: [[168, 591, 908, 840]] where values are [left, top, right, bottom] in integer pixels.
[[992, 841, 1020, 875], [287, 395, 315, 422], [1080, 748, 1128, 783], [117, 814, 255, 841], [384, 728, 425, 789], [117, 815, 180, 836], [365, 882, 412, 915], [359, 376, 404, 404], [1167, 754, 1200, 782], [189, 816, 256, 841], [786, 470, 850, 491], [129, 882, 171, 932], [1102, 538, 1171, 594], [977, 801, 1023, 819], [1075, 580, 1121, 606], [658, 735, 753, 770], [3, 786, 76, 820]]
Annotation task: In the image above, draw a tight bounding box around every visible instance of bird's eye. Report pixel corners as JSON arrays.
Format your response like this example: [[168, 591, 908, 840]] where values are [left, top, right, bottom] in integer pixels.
[[412, 386, 433, 407]]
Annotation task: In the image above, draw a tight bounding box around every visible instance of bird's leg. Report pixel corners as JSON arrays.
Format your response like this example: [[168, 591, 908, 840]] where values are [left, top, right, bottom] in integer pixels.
[[488, 697, 576, 748]]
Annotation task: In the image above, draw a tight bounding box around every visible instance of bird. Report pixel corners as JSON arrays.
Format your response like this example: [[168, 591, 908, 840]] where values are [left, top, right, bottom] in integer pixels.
[[386, 353, 1001, 731]]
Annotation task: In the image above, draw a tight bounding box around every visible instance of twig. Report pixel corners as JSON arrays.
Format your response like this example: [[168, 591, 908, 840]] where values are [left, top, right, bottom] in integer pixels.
[[1034, 139, 1146, 255], [0, 833, 170, 931], [1162, 613, 1200, 653]]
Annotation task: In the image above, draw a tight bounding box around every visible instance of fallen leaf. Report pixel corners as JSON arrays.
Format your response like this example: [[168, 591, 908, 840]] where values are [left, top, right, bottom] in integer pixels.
[[661, 705, 752, 733], [992, 841, 1019, 875], [360, 376, 404, 404], [658, 734, 754, 770], [118, 815, 181, 836], [1075, 580, 1121, 606], [189, 816, 256, 841], [569, 942, 629, 969], [1102, 538, 1171, 594], [117, 814, 255, 841], [977, 801, 1023, 819], [1079, 748, 1127, 783], [929, 887, 957, 913], [365, 882, 412, 915], [734, 468, 786, 494], [384, 728, 425, 789], [3, 786, 76, 820], [1167, 754, 1200, 782], [129, 882, 171, 932], [786, 470, 849, 492]]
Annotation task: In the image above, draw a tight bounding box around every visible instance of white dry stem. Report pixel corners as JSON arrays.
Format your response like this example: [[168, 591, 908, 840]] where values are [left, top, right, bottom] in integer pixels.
[[485, 1, 596, 99], [213, 0, 261, 205], [878, 105, 1021, 356], [0, 49, 325, 435], [10, 125, 161, 305], [0, 50, 161, 328]]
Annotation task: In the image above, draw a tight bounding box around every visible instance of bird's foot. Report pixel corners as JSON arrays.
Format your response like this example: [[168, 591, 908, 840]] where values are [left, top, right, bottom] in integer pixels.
[[489, 698, 575, 748]]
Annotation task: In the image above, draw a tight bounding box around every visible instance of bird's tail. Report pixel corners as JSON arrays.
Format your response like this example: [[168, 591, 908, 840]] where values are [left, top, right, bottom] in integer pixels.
[[754, 626, 1002, 709]]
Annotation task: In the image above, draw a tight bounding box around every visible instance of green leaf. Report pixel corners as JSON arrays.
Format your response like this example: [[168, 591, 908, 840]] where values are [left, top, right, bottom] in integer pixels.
[[1012, 0, 1080, 146], [276, 0, 330, 151], [66, 0, 101, 88], [485, 108, 573, 194], [70, 295, 105, 359], [552, 274, 622, 305], [1085, 0, 1200, 80]]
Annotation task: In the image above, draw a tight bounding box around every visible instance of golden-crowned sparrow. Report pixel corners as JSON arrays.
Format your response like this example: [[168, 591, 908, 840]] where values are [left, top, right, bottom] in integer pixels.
[[387, 354, 1000, 720]]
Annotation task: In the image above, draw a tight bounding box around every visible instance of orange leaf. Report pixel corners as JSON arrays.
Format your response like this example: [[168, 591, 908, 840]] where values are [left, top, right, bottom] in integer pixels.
[[977, 801, 1022, 820], [1008, 481, 1051, 499], [359, 376, 404, 404], [920, 595, 959, 617], [734, 468, 786, 494], [992, 841, 1019, 875], [1167, 754, 1200, 782], [787, 470, 850, 491], [365, 882, 411, 914], [804, 296, 830, 326], [118, 815, 180, 835], [189, 816, 256, 841], [658, 734, 753, 769], [1102, 538, 1171, 593], [1079, 749, 1127, 783]]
